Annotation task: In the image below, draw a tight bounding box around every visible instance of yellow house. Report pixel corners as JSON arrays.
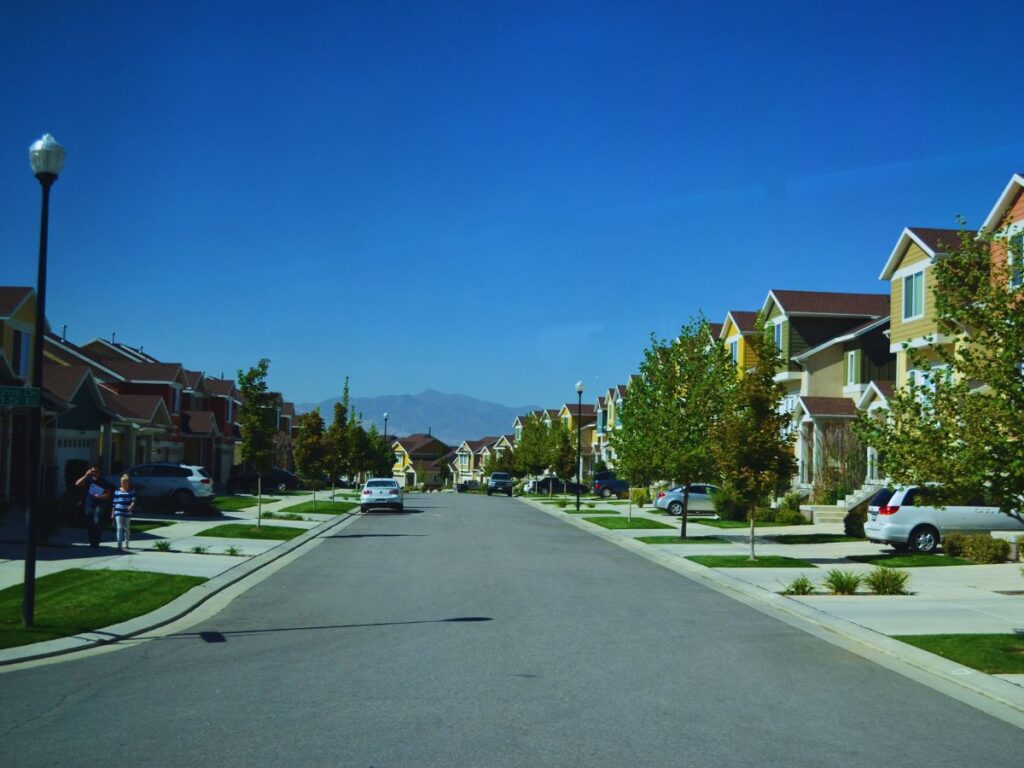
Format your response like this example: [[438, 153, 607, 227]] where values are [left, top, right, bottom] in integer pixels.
[[0, 287, 37, 505], [718, 310, 761, 376], [391, 433, 452, 488], [877, 228, 962, 388]]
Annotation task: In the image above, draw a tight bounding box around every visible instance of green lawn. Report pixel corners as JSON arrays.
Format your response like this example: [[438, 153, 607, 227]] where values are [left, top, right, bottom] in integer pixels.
[[693, 519, 787, 529], [770, 534, 863, 545], [582, 516, 674, 530], [686, 555, 817, 568], [846, 553, 972, 567], [0, 569, 206, 649], [636, 535, 727, 544], [197, 524, 305, 541], [278, 500, 359, 515], [211, 496, 260, 512], [896, 634, 1024, 674], [564, 508, 617, 515]]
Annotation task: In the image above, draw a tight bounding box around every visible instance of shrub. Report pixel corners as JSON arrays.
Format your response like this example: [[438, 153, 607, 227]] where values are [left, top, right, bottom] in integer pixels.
[[225, 545, 242, 556], [782, 574, 815, 595], [774, 506, 810, 526], [190, 545, 209, 554], [844, 507, 867, 539], [823, 569, 862, 595], [555, 499, 567, 508], [630, 487, 650, 508], [962, 535, 1010, 564], [779, 491, 804, 515], [153, 540, 172, 552], [711, 484, 748, 521], [942, 532, 967, 558], [864, 566, 910, 595]]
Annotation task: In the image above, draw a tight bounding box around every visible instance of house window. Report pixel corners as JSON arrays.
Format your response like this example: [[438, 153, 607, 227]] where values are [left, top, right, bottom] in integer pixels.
[[514, 425, 522, 442], [225, 400, 233, 423], [171, 388, 180, 413], [614, 399, 622, 427], [1010, 233, 1023, 289], [846, 351, 858, 386], [729, 340, 739, 364], [773, 322, 783, 352], [903, 270, 924, 320], [11, 329, 30, 378]]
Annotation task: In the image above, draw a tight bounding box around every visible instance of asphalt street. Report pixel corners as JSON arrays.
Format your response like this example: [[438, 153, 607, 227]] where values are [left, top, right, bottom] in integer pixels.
[[1, 492, 1021, 767]]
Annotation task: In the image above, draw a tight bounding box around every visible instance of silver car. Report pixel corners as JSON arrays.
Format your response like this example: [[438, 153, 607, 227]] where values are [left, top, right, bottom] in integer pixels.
[[107, 462, 215, 514], [864, 485, 1024, 553], [654, 483, 719, 515], [360, 478, 404, 512]]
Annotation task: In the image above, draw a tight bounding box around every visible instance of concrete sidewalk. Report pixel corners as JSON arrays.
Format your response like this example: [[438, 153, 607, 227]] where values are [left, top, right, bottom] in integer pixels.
[[0, 490, 361, 665], [521, 494, 1024, 723]]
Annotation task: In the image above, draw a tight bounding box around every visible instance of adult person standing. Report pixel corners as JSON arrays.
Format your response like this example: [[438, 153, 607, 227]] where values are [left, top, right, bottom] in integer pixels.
[[75, 465, 111, 548], [111, 474, 136, 551]]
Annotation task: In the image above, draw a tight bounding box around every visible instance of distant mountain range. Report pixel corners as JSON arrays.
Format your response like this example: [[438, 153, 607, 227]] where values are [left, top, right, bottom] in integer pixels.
[[296, 389, 541, 446]]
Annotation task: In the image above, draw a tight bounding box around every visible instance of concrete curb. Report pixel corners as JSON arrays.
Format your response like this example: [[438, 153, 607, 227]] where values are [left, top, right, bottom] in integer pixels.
[[0, 511, 359, 668], [520, 498, 1024, 728]]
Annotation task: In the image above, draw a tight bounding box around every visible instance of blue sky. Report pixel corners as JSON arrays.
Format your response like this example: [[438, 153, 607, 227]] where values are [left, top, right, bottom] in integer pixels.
[[3, 1, 1023, 409]]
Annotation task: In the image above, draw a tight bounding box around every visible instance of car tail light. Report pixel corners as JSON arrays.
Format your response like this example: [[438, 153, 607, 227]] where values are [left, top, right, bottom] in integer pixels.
[[879, 505, 900, 515], [389, 489, 399, 496], [200, 478, 211, 485], [657, 491, 666, 499], [362, 489, 371, 496]]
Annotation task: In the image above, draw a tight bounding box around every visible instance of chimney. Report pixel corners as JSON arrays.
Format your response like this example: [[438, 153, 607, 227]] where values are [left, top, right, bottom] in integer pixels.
[[61, 324, 67, 342], [111, 331, 116, 344]]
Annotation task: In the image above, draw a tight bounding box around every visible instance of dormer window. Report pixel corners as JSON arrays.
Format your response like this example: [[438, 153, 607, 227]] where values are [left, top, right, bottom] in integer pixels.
[[729, 339, 739, 364], [171, 388, 180, 414], [903, 270, 925, 320], [1010, 232, 1023, 289], [11, 329, 30, 378], [773, 322, 783, 352], [846, 351, 858, 386]]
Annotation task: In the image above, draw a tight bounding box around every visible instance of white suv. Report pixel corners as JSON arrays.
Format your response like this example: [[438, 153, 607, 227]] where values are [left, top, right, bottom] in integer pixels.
[[863, 486, 1024, 553], [360, 478, 404, 512], [107, 462, 216, 514]]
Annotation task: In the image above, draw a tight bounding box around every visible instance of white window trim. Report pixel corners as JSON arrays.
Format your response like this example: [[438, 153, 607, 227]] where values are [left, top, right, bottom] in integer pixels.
[[846, 350, 857, 386], [1007, 220, 1024, 290], [902, 270, 925, 321]]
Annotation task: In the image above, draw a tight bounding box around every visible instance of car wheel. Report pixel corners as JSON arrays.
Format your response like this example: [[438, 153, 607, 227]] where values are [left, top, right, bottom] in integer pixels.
[[359, 505, 368, 514], [172, 490, 195, 513], [486, 490, 491, 496], [668, 501, 683, 516], [909, 525, 940, 554], [507, 490, 512, 497], [397, 504, 404, 512], [601, 487, 612, 498]]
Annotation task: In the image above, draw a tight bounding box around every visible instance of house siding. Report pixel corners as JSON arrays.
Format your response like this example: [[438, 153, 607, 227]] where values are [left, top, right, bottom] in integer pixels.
[[890, 265, 937, 344]]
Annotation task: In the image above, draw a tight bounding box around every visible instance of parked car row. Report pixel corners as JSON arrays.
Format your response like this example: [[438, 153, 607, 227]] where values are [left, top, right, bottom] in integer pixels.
[[653, 483, 720, 515]]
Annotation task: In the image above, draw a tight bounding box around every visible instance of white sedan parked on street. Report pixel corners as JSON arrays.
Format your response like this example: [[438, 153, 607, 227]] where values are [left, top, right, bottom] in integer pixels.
[[654, 483, 719, 515], [360, 478, 404, 513]]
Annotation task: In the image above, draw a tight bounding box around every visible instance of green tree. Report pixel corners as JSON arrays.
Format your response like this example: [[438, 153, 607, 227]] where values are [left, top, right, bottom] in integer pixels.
[[854, 225, 1024, 521], [551, 425, 576, 495], [514, 414, 551, 482], [615, 316, 736, 537], [324, 378, 351, 498], [237, 358, 277, 527], [294, 408, 328, 511], [367, 424, 394, 478], [348, 417, 371, 483], [712, 319, 797, 558]]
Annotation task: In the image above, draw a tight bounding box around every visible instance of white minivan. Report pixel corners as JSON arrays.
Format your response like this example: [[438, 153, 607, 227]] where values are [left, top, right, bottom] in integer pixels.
[[863, 485, 1024, 553]]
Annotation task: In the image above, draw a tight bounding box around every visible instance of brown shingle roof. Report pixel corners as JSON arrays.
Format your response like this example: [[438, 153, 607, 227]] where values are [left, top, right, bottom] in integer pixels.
[[728, 310, 760, 333], [466, 436, 499, 452], [907, 227, 962, 254], [800, 396, 857, 418], [563, 403, 596, 417], [183, 370, 203, 389], [707, 322, 724, 338], [281, 402, 296, 417], [42, 363, 91, 402], [395, 433, 450, 455], [204, 378, 237, 397], [770, 290, 888, 317], [0, 287, 32, 318], [105, 360, 184, 383], [182, 410, 218, 436], [101, 390, 167, 422]]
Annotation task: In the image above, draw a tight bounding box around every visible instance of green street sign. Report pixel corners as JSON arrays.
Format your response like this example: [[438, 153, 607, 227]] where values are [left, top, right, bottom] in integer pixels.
[[0, 386, 40, 408]]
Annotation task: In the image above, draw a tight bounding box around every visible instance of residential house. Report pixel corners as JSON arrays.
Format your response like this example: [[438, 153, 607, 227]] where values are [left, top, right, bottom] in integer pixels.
[[558, 402, 596, 478], [391, 433, 452, 488], [454, 436, 499, 486], [592, 395, 608, 466], [203, 377, 244, 483], [789, 316, 895, 489], [981, 172, 1024, 289], [759, 290, 890, 430], [718, 310, 761, 374], [0, 287, 36, 506], [601, 384, 629, 468]]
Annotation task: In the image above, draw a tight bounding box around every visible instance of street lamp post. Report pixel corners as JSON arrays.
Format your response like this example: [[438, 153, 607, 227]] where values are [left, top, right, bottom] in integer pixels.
[[24, 134, 65, 627], [575, 380, 584, 511], [383, 412, 389, 445]]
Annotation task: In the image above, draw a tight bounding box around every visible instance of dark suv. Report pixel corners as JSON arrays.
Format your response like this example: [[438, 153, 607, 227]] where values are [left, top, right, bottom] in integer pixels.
[[486, 472, 514, 496], [593, 471, 629, 499]]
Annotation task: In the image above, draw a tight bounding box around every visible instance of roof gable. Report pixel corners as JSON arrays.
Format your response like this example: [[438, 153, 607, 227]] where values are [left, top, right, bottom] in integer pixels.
[[762, 289, 889, 318], [981, 173, 1024, 233], [0, 287, 33, 319], [879, 227, 961, 280]]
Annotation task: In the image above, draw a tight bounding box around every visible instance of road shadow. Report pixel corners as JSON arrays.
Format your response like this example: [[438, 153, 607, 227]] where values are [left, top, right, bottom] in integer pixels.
[[158, 616, 493, 643], [361, 508, 424, 515], [327, 533, 427, 539]]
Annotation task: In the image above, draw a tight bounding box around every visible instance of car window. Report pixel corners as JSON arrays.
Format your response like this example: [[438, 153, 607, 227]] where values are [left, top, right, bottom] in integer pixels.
[[690, 484, 706, 495], [198, 468, 212, 479], [869, 488, 894, 507], [151, 465, 179, 478], [367, 480, 396, 488], [130, 465, 153, 478]]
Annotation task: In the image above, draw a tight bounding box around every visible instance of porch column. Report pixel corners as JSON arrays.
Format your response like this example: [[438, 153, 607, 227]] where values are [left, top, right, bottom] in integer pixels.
[[101, 422, 113, 474], [811, 422, 822, 489]]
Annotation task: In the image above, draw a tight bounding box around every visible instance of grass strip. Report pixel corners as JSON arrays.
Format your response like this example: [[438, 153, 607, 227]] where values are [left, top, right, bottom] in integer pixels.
[[637, 536, 727, 544], [845, 553, 971, 567], [278, 500, 358, 515], [693, 519, 787, 529], [563, 508, 616, 515], [212, 496, 260, 512], [895, 634, 1024, 674], [0, 569, 206, 649], [582, 516, 674, 530], [197, 524, 305, 541], [770, 534, 863, 544], [686, 555, 816, 568]]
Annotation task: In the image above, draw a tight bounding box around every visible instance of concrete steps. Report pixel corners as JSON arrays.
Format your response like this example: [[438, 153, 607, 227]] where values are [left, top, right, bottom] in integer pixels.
[[801, 504, 846, 524]]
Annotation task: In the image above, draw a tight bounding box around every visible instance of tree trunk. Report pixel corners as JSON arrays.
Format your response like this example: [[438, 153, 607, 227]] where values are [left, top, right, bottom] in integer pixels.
[[749, 515, 756, 560], [679, 484, 690, 539], [257, 475, 262, 530]]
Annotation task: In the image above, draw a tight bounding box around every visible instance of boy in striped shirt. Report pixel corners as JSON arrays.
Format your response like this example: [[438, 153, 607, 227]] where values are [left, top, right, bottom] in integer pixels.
[[112, 474, 137, 551]]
